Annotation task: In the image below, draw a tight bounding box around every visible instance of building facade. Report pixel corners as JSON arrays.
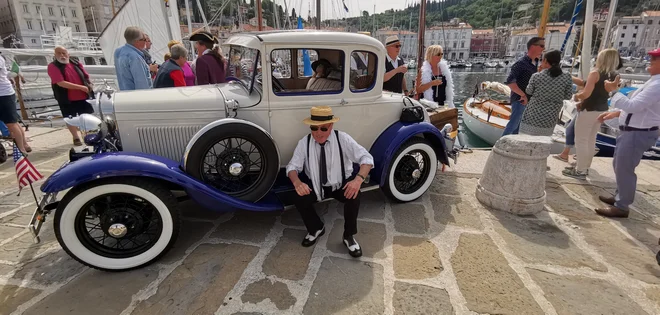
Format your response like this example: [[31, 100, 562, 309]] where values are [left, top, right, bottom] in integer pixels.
[[640, 11, 660, 55], [425, 22, 472, 61], [506, 23, 574, 58], [374, 28, 417, 59], [80, 0, 124, 33], [470, 29, 505, 58], [0, 0, 88, 48], [611, 16, 645, 57]]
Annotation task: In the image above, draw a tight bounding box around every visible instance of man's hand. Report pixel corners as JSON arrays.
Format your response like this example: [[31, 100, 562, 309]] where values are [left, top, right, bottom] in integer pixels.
[[597, 111, 621, 123], [397, 65, 407, 74], [149, 63, 158, 73], [520, 94, 528, 105], [79, 86, 89, 94], [294, 180, 311, 196], [342, 177, 362, 199], [604, 75, 620, 93]]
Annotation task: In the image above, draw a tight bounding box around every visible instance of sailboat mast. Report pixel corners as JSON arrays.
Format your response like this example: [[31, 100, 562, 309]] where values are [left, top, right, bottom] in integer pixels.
[[538, 0, 552, 37], [162, 0, 174, 41], [600, 0, 618, 50], [580, 0, 594, 79], [316, 0, 321, 29], [414, 0, 427, 98]]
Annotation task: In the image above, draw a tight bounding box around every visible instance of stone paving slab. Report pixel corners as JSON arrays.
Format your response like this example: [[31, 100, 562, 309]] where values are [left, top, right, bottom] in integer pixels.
[[451, 233, 544, 315], [303, 257, 384, 315], [527, 268, 648, 315], [392, 281, 454, 315], [3, 130, 660, 314]]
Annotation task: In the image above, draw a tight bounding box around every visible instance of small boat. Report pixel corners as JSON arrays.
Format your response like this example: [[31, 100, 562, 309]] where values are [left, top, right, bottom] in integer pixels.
[[484, 60, 499, 68]]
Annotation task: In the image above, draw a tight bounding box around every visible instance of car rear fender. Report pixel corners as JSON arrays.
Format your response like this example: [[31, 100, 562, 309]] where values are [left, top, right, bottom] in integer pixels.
[[181, 118, 280, 169], [369, 121, 450, 187], [40, 152, 283, 212]]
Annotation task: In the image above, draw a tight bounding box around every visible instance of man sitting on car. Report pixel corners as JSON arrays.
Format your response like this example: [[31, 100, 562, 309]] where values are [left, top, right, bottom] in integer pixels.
[[306, 59, 341, 91], [286, 106, 374, 257]]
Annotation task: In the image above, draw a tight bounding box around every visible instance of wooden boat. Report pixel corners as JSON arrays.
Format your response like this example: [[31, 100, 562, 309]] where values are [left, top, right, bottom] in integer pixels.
[[462, 97, 509, 146]]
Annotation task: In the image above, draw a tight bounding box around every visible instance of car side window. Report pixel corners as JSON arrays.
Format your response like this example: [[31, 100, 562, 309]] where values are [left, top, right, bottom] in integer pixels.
[[270, 48, 344, 96], [349, 51, 377, 92]]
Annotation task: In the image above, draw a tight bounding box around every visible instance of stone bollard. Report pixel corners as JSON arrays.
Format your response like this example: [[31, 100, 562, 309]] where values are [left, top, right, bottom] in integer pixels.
[[475, 134, 552, 215]]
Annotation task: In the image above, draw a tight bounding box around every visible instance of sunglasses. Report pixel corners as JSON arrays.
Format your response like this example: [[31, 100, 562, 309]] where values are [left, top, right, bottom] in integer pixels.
[[394, 45, 401, 48], [534, 44, 545, 48], [437, 52, 444, 56], [310, 126, 329, 132]]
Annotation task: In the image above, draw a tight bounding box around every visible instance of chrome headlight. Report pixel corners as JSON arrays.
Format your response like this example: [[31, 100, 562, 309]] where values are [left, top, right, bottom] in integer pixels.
[[64, 114, 107, 145]]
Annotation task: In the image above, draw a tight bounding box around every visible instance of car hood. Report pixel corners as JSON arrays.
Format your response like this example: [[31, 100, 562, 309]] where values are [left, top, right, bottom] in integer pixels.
[[111, 82, 260, 117]]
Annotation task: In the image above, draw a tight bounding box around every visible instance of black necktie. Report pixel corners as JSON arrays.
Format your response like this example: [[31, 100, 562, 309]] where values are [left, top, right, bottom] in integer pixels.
[[319, 142, 327, 186]]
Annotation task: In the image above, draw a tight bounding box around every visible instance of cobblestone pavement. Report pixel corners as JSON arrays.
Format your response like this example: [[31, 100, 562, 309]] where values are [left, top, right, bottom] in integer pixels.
[[2, 125, 660, 314]]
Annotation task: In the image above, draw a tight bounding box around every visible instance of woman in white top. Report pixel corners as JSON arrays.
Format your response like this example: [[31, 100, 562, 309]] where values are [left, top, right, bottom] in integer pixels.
[[0, 55, 29, 154], [415, 45, 454, 108]]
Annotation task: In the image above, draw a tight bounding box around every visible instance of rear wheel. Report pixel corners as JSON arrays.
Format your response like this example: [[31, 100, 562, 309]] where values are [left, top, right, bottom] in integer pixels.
[[185, 123, 279, 202], [54, 178, 180, 271], [383, 138, 437, 202]]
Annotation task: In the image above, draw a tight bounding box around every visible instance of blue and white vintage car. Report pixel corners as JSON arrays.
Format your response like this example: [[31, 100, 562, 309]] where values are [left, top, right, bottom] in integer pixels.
[[28, 31, 458, 271]]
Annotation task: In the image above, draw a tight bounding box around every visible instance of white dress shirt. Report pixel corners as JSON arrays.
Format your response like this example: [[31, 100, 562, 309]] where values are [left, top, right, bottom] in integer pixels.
[[611, 74, 660, 128], [386, 54, 400, 69], [286, 130, 374, 193]]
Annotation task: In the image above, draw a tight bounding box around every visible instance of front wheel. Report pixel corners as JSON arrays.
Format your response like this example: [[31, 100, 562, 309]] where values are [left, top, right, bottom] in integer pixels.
[[383, 138, 438, 202], [0, 144, 6, 163], [54, 179, 180, 271]]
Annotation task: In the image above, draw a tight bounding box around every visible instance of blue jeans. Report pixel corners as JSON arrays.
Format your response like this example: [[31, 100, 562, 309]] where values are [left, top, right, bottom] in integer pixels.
[[565, 117, 575, 147], [502, 100, 524, 136]]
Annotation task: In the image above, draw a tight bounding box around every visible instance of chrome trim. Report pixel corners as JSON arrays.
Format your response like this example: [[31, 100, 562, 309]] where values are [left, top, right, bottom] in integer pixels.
[[182, 118, 281, 171]]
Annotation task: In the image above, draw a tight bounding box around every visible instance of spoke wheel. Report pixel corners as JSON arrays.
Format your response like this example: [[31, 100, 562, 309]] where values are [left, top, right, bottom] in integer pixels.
[[55, 179, 180, 271], [74, 193, 163, 259], [185, 123, 280, 202], [384, 138, 438, 202], [200, 137, 265, 196]]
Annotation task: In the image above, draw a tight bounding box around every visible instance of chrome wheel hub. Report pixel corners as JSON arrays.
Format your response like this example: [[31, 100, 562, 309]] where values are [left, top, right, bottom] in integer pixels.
[[411, 169, 421, 179], [229, 163, 243, 176], [108, 223, 128, 238]]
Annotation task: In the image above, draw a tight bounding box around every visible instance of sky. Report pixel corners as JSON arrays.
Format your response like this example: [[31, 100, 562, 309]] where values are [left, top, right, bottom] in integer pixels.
[[280, 0, 413, 20]]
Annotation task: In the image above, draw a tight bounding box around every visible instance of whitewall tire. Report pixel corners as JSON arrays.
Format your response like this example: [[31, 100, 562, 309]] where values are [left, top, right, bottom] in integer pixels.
[[54, 179, 180, 271], [384, 138, 438, 202]]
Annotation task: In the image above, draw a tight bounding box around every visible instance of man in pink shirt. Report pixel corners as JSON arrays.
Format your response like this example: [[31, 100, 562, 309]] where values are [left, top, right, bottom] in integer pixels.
[[47, 46, 94, 146]]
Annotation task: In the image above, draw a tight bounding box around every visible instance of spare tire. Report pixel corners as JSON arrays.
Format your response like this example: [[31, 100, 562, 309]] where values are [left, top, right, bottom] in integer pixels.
[[185, 122, 279, 202]]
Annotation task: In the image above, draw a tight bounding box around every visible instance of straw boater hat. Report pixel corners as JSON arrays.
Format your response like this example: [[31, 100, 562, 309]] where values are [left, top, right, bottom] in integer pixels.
[[385, 35, 400, 47], [303, 106, 340, 125]]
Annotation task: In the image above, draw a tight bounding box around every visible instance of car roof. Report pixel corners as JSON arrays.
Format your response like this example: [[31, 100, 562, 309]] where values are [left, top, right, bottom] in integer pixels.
[[224, 30, 385, 51]]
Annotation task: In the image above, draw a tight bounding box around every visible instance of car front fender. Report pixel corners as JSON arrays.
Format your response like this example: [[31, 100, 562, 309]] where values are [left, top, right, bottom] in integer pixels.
[[369, 122, 450, 187], [40, 152, 282, 212]]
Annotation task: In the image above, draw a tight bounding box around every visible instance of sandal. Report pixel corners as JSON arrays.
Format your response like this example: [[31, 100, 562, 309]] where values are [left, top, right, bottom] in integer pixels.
[[552, 154, 568, 162], [73, 138, 83, 146]]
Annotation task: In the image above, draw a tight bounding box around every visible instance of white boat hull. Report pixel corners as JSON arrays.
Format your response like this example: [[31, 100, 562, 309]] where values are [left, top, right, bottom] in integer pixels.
[[462, 97, 571, 154]]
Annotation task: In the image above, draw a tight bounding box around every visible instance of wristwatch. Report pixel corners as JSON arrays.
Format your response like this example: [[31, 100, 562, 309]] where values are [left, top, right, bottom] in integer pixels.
[[356, 174, 366, 181], [609, 90, 618, 98]]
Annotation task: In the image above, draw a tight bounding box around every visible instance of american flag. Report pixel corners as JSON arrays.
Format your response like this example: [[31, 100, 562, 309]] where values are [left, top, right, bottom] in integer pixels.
[[13, 145, 43, 191]]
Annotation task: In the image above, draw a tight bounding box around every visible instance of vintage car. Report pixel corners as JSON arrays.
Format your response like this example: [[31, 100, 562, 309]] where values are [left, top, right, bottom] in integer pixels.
[[28, 31, 458, 271]]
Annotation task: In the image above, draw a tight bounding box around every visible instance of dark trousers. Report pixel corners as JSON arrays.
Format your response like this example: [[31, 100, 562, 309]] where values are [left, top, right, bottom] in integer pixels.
[[294, 184, 360, 238]]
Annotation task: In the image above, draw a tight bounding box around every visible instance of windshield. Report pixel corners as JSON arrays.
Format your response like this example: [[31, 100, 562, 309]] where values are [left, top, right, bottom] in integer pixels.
[[228, 45, 261, 93]]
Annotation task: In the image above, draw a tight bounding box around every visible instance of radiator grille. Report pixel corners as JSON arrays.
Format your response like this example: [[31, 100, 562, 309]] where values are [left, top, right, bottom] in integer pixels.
[[137, 125, 205, 162]]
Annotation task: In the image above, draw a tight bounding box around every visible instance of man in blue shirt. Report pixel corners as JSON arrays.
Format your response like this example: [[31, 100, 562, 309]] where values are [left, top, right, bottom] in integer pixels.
[[502, 37, 545, 135], [113, 26, 152, 91]]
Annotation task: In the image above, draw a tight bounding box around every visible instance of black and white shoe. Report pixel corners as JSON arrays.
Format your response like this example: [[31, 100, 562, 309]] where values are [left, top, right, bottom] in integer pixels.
[[302, 227, 325, 247], [343, 236, 362, 258]]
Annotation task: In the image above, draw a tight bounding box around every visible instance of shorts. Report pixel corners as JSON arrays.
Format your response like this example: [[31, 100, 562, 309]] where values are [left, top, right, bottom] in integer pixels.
[[60, 100, 94, 118], [0, 94, 18, 124]]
